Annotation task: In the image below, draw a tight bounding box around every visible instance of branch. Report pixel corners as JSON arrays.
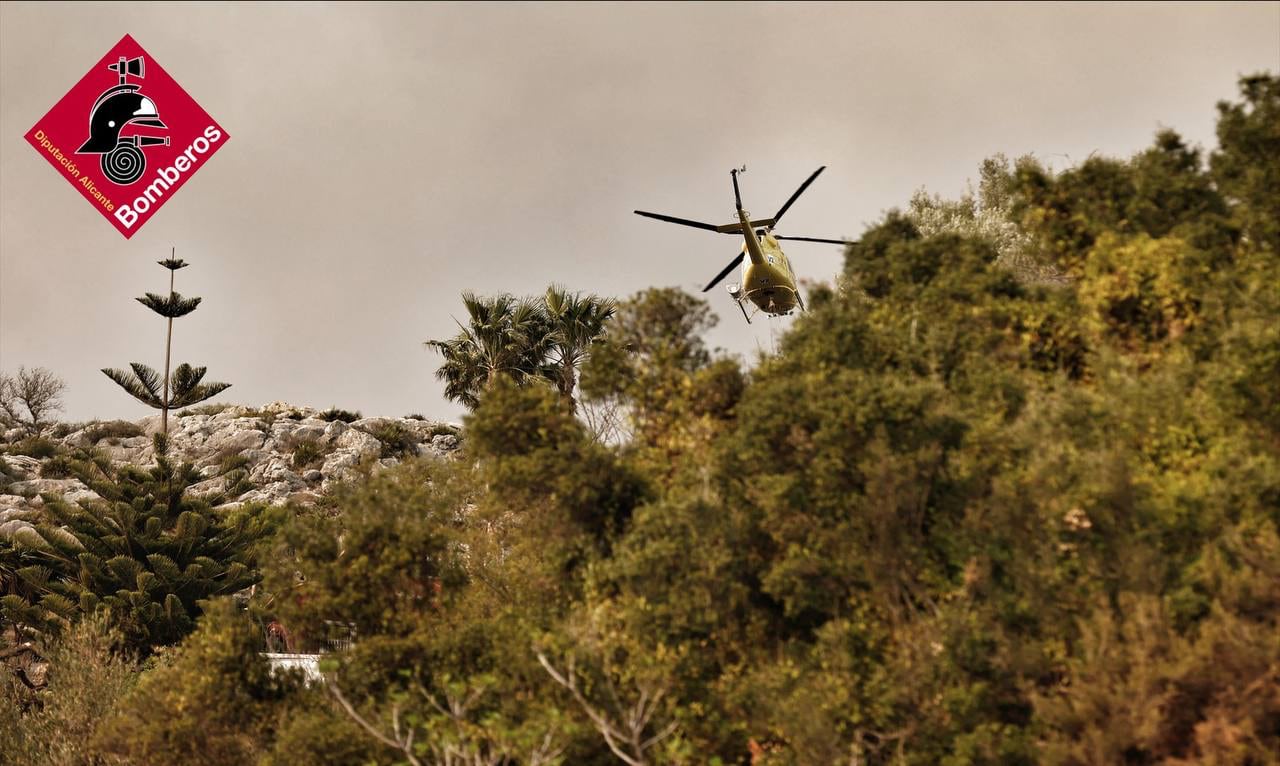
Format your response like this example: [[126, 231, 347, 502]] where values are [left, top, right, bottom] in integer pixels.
[[536, 650, 648, 766], [329, 682, 424, 766]]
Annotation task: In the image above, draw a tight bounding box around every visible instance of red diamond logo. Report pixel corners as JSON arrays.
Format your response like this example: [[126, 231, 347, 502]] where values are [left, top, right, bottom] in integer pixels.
[[24, 34, 230, 238]]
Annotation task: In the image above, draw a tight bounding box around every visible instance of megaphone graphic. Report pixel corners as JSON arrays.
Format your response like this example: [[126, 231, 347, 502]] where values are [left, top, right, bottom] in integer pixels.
[[108, 56, 145, 80]]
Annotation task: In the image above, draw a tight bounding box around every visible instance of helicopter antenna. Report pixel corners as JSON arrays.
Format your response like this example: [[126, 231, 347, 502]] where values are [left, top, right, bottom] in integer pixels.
[[731, 167, 745, 213]]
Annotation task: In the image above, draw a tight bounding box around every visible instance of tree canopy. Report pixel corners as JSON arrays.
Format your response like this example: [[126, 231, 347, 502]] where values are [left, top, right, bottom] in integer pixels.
[[5, 72, 1278, 766]]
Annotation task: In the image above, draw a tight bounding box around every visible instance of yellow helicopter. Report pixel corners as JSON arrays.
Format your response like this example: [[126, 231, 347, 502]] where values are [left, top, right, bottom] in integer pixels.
[[635, 166, 846, 322]]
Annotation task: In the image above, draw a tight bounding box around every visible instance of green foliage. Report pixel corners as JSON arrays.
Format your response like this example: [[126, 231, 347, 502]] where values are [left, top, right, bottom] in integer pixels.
[[136, 290, 202, 319], [908, 154, 1064, 284], [429, 422, 459, 437], [0, 616, 138, 766], [542, 285, 617, 413], [427, 286, 616, 412], [92, 598, 299, 765], [102, 257, 230, 433], [260, 701, 389, 766], [38, 454, 76, 478], [176, 402, 235, 417], [260, 420, 645, 762], [318, 406, 361, 423], [266, 459, 469, 642], [427, 291, 555, 409], [6, 436, 60, 459], [580, 286, 743, 460], [290, 437, 326, 469], [83, 419, 145, 444], [1, 436, 276, 652], [1211, 73, 1280, 254], [102, 362, 231, 411], [28, 74, 1277, 766], [366, 421, 417, 459], [468, 381, 648, 560]]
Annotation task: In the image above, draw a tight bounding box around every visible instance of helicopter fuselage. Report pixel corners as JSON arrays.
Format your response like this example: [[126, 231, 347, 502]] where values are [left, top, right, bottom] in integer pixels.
[[734, 210, 799, 315], [633, 165, 842, 322]]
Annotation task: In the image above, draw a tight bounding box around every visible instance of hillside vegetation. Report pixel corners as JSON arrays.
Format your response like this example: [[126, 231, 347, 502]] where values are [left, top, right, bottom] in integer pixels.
[[2, 74, 1277, 765]]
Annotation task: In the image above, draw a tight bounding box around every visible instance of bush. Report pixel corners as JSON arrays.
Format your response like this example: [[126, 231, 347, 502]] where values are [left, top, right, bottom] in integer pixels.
[[428, 422, 459, 438], [404, 412, 426, 421], [318, 407, 361, 423], [291, 438, 325, 469], [84, 419, 145, 444], [177, 402, 234, 417], [5, 436, 274, 652], [92, 599, 297, 765], [8, 436, 60, 459], [367, 422, 416, 459], [49, 421, 86, 439], [0, 617, 138, 766], [39, 455, 76, 479]]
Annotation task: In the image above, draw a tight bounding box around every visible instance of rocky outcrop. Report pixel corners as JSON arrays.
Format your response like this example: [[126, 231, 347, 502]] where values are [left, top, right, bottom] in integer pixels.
[[0, 403, 462, 526]]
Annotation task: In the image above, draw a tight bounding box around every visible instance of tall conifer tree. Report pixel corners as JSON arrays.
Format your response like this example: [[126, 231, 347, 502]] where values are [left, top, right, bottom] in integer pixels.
[[102, 252, 230, 433]]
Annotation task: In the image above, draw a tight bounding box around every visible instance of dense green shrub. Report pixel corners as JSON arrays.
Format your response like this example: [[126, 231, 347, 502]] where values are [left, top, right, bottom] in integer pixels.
[[366, 421, 416, 458], [6, 436, 60, 459], [84, 419, 145, 444], [318, 407, 361, 423], [290, 437, 325, 469], [0, 617, 138, 766], [92, 599, 298, 765], [1, 436, 277, 652]]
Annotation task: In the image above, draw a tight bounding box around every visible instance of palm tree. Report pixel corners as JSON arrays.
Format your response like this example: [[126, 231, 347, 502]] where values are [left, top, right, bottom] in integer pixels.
[[542, 286, 616, 414], [425, 292, 554, 409]]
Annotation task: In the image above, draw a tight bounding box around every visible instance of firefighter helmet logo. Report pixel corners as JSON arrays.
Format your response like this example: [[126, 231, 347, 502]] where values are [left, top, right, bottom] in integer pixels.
[[25, 34, 229, 238], [77, 55, 171, 185]]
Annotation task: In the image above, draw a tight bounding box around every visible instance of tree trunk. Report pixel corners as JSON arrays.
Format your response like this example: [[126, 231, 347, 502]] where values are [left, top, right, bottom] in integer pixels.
[[562, 364, 577, 415], [162, 262, 174, 434]]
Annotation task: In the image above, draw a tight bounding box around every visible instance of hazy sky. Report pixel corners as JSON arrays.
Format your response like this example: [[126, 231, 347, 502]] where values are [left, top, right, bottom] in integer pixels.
[[2, 2, 1277, 424]]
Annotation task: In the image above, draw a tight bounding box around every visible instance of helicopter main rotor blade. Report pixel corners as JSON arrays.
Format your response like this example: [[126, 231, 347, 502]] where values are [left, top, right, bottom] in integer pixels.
[[775, 235, 849, 245], [773, 166, 826, 225], [703, 252, 745, 292], [634, 210, 722, 233]]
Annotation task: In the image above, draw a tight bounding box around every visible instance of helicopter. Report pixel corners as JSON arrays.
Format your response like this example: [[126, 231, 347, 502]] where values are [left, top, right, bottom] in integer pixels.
[[635, 166, 847, 322]]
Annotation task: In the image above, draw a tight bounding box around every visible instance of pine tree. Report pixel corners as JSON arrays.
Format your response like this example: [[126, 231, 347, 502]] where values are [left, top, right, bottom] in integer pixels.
[[0, 437, 268, 652], [102, 253, 230, 434]]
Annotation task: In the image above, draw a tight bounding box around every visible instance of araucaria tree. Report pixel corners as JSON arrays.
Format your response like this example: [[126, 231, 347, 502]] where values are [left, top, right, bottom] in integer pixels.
[[102, 254, 230, 433]]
